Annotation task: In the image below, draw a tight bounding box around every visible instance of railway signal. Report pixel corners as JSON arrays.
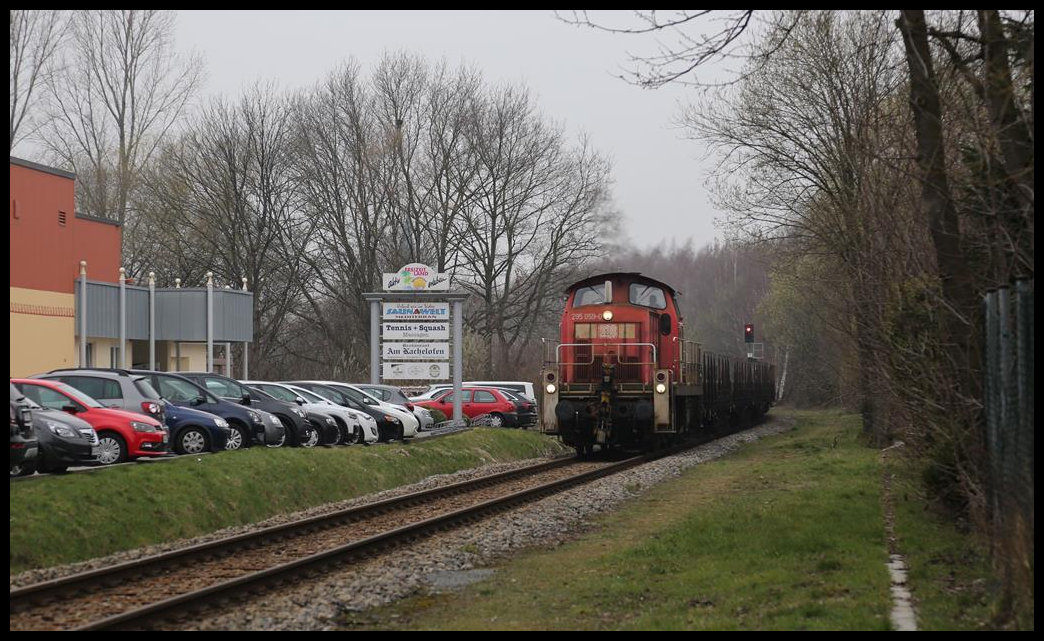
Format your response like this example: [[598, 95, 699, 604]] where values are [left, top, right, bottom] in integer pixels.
[[744, 323, 754, 343]]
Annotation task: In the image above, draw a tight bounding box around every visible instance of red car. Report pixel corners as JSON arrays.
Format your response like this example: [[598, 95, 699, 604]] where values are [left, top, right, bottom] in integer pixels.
[[11, 378, 168, 466], [414, 386, 520, 428]]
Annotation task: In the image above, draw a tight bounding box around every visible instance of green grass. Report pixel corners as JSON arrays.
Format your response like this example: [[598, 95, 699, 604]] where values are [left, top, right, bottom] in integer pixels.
[[344, 410, 895, 630], [9, 428, 571, 574], [886, 452, 1019, 630]]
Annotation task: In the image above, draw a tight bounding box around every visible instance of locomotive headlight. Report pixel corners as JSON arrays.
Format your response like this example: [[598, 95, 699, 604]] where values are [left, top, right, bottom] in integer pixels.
[[655, 382, 667, 394], [545, 383, 557, 395], [602, 309, 613, 321]]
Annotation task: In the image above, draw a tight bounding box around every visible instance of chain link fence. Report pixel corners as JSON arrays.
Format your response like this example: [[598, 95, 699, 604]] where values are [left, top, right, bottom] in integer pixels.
[[983, 278, 1033, 609]]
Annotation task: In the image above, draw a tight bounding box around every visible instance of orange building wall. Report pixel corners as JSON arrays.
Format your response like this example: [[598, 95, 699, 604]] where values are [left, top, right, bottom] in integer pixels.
[[10, 161, 122, 292]]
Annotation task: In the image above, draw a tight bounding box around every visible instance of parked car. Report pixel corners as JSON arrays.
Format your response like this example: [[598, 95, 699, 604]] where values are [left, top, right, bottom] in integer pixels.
[[246, 385, 340, 445], [356, 383, 435, 430], [496, 388, 537, 429], [465, 381, 537, 402], [12, 378, 168, 465], [287, 381, 405, 443], [130, 370, 282, 450], [11, 390, 98, 475], [178, 372, 319, 447], [414, 386, 520, 427], [245, 381, 376, 445], [9, 384, 39, 475], [314, 382, 419, 439], [283, 383, 380, 444], [34, 368, 167, 426], [161, 401, 231, 455]]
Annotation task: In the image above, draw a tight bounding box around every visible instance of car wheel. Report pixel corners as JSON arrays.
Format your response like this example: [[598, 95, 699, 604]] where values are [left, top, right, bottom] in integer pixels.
[[344, 425, 361, 445], [225, 425, 248, 451], [176, 427, 208, 455], [96, 433, 128, 465], [265, 430, 286, 448], [300, 426, 319, 448], [489, 413, 505, 428], [10, 459, 36, 477]]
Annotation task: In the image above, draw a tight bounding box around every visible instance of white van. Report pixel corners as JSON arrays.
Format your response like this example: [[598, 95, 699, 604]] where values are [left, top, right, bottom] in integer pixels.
[[414, 381, 536, 403], [464, 381, 536, 402]]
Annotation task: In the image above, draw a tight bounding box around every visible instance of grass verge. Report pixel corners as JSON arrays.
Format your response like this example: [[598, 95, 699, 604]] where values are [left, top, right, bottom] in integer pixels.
[[886, 449, 1024, 630], [343, 410, 895, 630], [9, 428, 570, 575]]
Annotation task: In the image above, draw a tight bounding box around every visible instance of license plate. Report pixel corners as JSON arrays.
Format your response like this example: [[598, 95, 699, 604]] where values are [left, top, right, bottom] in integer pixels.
[[91, 445, 102, 457], [162, 432, 169, 443]]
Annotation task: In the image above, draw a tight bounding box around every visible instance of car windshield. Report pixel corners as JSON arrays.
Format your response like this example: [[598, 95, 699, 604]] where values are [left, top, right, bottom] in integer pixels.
[[291, 386, 326, 404], [50, 382, 105, 408], [156, 376, 207, 403], [133, 376, 162, 400], [249, 387, 276, 401], [335, 385, 378, 405]]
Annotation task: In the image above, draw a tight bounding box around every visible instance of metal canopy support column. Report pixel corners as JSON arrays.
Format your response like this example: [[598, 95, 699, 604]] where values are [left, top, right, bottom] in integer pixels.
[[206, 272, 214, 373], [78, 261, 87, 366], [243, 343, 249, 379], [148, 272, 156, 370], [119, 267, 127, 368]]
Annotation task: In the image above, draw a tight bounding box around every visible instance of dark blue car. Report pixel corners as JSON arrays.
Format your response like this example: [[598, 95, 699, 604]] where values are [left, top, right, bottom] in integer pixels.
[[163, 400, 231, 455], [130, 370, 282, 450]]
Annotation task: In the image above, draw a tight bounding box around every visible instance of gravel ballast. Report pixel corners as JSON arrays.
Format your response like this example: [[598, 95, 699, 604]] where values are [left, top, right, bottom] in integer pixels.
[[11, 418, 793, 630]]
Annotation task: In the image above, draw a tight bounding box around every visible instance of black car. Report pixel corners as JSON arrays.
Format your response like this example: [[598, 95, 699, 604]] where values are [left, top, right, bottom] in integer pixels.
[[179, 372, 319, 448], [247, 386, 341, 446], [498, 388, 538, 429], [9, 385, 38, 475], [13, 394, 98, 475], [130, 370, 284, 450], [287, 381, 403, 442]]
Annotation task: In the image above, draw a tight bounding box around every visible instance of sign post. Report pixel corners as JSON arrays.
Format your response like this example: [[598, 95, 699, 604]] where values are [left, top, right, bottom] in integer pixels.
[[363, 263, 467, 423]]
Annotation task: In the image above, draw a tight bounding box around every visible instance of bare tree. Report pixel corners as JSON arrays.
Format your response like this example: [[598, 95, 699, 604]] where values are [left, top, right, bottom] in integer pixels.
[[460, 86, 614, 377], [133, 85, 310, 377], [9, 9, 66, 153], [39, 10, 202, 261]]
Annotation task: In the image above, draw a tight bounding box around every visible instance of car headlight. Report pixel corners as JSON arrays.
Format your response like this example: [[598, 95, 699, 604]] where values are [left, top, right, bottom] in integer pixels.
[[292, 408, 306, 418], [214, 417, 229, 428], [383, 415, 401, 423], [46, 421, 78, 438], [131, 421, 158, 432], [248, 410, 262, 423]]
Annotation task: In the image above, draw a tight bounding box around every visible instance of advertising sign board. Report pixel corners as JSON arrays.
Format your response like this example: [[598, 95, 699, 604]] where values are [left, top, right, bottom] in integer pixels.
[[382, 263, 450, 291], [383, 362, 449, 380], [382, 342, 450, 360], [382, 321, 449, 340], [382, 302, 450, 321]]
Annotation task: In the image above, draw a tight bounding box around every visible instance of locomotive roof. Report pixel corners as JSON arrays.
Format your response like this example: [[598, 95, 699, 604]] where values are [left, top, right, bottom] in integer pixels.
[[568, 272, 679, 297]]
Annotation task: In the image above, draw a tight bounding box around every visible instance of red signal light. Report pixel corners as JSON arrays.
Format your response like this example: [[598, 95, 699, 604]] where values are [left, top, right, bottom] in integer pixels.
[[744, 324, 754, 343]]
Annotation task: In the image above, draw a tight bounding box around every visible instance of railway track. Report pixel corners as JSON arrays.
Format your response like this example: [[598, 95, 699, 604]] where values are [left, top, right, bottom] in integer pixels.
[[11, 452, 654, 631]]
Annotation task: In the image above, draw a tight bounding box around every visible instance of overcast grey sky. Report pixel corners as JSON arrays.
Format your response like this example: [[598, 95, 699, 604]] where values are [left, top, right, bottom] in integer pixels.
[[174, 10, 726, 252]]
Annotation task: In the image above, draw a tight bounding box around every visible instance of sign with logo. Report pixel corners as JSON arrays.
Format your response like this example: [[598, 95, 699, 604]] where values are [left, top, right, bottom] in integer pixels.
[[383, 263, 451, 291], [382, 301, 450, 321], [382, 321, 449, 340], [383, 362, 449, 380], [382, 342, 450, 360]]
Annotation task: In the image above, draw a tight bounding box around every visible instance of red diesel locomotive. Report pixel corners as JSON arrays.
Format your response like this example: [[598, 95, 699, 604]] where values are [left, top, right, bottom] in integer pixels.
[[540, 272, 776, 456]]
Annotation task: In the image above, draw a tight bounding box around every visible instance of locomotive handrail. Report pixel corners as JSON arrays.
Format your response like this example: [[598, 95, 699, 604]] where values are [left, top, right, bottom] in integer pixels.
[[555, 342, 657, 366]]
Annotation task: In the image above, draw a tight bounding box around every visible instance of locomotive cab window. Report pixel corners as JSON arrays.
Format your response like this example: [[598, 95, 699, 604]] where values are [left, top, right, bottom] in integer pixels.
[[629, 284, 667, 310], [573, 285, 608, 307]]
